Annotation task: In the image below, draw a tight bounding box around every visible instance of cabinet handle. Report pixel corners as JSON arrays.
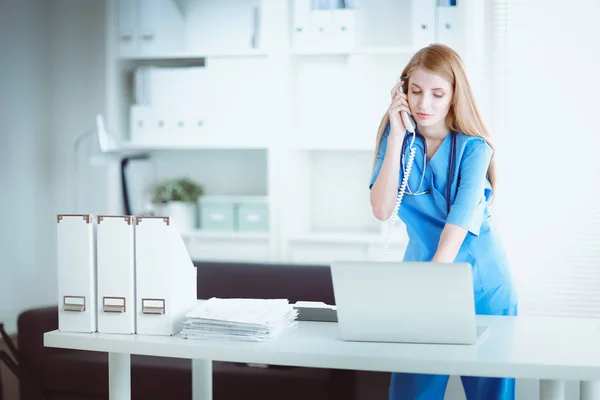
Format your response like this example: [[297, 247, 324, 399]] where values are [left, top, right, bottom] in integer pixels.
[[141, 32, 154, 40], [210, 214, 225, 221], [120, 32, 133, 40], [246, 214, 261, 222]]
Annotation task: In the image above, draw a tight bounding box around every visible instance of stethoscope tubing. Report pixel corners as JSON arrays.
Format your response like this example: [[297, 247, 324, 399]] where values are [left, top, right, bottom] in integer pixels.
[[400, 130, 457, 214]]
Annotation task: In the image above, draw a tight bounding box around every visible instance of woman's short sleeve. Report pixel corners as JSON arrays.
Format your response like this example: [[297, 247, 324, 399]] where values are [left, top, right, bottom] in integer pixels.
[[369, 123, 390, 189], [446, 139, 493, 236]]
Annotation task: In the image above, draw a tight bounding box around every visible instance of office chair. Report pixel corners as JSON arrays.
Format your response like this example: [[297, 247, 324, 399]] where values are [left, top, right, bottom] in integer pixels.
[[0, 355, 3, 400], [0, 323, 46, 400]]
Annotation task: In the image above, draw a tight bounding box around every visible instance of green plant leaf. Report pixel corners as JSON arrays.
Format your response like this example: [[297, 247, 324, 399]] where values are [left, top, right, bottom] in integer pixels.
[[152, 177, 204, 204]]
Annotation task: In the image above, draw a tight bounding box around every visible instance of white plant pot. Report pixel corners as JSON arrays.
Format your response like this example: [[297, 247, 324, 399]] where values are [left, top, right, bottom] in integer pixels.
[[158, 201, 198, 232]]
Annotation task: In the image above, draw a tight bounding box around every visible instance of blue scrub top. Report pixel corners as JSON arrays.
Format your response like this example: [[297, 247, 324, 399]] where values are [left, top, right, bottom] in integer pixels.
[[370, 124, 518, 314]]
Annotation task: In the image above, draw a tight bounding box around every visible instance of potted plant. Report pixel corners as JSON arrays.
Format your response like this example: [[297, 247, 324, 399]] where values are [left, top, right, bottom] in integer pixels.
[[152, 177, 204, 231]]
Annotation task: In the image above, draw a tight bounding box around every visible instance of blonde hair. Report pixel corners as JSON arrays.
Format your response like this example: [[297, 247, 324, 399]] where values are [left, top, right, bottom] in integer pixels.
[[373, 43, 496, 199]]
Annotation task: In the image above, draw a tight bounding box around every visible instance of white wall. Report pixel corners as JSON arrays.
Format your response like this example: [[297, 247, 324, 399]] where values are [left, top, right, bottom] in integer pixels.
[[0, 0, 106, 334], [0, 0, 51, 334], [48, 0, 108, 217], [493, 0, 600, 314], [442, 1, 600, 399], [474, 1, 600, 400]]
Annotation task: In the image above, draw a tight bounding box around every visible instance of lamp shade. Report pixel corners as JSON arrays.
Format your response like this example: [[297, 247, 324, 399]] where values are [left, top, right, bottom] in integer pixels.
[[88, 114, 120, 166]]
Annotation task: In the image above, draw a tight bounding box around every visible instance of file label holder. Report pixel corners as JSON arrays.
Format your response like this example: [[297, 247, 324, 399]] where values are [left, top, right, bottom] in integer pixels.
[[142, 298, 166, 315], [102, 297, 127, 313], [63, 296, 86, 312]]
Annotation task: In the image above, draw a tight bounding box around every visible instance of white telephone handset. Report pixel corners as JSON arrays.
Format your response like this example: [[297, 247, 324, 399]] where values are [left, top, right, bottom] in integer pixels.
[[380, 81, 417, 261]]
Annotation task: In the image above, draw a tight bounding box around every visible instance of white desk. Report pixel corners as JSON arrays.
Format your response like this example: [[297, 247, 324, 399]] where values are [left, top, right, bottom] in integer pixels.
[[44, 315, 600, 400]]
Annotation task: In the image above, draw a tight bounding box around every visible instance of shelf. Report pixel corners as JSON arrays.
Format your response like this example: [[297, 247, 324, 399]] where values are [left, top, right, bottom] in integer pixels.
[[118, 50, 269, 61], [109, 142, 378, 154], [118, 46, 416, 60], [286, 231, 408, 265], [182, 229, 273, 263], [116, 138, 270, 151], [289, 46, 416, 57], [290, 142, 374, 152], [289, 232, 405, 245], [181, 230, 271, 241], [115, 140, 376, 153], [104, 0, 482, 266]]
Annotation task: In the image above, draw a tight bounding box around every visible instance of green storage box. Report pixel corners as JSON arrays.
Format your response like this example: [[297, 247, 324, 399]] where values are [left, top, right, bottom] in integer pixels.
[[199, 196, 236, 231], [236, 196, 269, 233]]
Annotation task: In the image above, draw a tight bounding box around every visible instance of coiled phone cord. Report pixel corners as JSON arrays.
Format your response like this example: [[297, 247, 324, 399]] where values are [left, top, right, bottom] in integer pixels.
[[380, 131, 416, 261]]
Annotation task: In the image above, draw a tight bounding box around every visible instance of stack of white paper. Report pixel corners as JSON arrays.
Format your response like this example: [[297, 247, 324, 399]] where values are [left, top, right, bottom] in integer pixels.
[[181, 298, 298, 342]]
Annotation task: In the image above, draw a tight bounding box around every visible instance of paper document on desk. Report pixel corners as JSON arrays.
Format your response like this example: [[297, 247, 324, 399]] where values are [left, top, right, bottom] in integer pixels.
[[181, 298, 298, 342]]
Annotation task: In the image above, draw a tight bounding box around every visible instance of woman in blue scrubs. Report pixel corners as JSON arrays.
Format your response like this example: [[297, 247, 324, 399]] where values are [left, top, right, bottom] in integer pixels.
[[369, 44, 518, 400]]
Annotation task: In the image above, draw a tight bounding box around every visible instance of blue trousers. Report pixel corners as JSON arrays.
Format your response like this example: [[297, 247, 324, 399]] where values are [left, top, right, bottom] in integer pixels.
[[389, 304, 518, 400]]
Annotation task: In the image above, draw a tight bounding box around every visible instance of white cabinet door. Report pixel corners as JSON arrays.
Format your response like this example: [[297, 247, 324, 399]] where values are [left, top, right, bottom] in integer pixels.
[[410, 0, 436, 48], [367, 242, 407, 262], [117, 0, 138, 57], [184, 236, 272, 263], [116, 0, 184, 58], [287, 242, 369, 265], [137, 0, 184, 56], [436, 5, 461, 54], [115, 0, 264, 58]]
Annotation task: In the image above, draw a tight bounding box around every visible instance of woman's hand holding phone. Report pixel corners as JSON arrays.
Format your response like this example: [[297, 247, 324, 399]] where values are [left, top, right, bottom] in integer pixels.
[[388, 80, 412, 139]]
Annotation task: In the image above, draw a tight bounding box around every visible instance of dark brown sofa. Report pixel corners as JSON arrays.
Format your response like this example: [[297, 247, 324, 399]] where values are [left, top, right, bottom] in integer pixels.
[[17, 261, 389, 400]]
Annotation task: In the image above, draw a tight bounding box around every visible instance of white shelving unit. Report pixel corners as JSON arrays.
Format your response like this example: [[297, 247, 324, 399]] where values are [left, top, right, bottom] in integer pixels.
[[289, 47, 417, 56], [118, 50, 270, 60], [103, 0, 484, 265]]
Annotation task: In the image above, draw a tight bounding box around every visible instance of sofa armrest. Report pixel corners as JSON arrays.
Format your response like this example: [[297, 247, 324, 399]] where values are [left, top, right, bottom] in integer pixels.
[[17, 305, 59, 391]]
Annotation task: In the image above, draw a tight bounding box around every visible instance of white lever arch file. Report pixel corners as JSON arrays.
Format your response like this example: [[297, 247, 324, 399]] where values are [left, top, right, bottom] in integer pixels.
[[135, 216, 197, 335], [412, 0, 436, 48], [97, 215, 136, 334], [56, 214, 97, 333], [436, 4, 460, 53]]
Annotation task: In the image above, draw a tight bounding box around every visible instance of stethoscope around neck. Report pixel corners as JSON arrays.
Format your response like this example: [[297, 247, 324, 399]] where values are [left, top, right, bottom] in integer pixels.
[[399, 129, 458, 214]]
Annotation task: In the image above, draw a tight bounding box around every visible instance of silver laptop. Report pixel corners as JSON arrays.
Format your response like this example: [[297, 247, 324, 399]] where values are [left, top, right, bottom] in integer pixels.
[[330, 261, 487, 345]]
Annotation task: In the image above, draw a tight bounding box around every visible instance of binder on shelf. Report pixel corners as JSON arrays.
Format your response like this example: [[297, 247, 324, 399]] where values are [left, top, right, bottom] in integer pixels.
[[129, 105, 152, 143], [96, 215, 136, 334], [411, 0, 436, 48], [331, 8, 356, 51], [292, 0, 314, 50], [310, 9, 333, 37], [56, 214, 97, 333], [436, 3, 460, 52], [130, 66, 208, 144], [135, 216, 197, 336]]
